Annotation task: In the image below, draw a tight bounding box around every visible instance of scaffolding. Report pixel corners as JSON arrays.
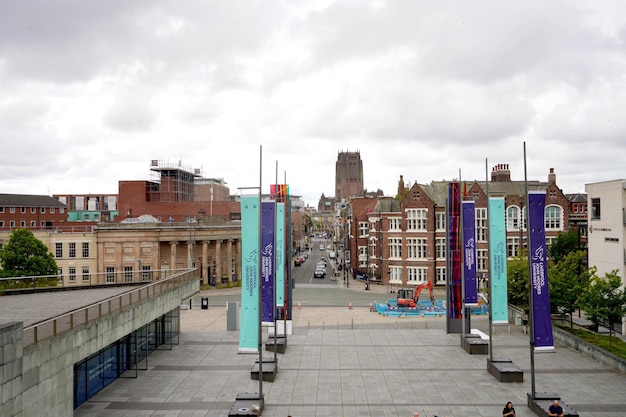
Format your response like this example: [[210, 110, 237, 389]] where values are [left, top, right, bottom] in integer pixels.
[[148, 160, 202, 202]]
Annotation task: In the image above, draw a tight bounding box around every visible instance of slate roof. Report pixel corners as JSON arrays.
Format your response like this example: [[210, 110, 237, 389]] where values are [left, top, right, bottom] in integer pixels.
[[0, 194, 67, 208]]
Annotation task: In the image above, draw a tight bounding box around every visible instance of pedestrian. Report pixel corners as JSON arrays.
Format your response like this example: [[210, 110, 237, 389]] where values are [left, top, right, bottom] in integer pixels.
[[412, 412, 419, 417], [503, 401, 516, 416], [548, 399, 564, 417]]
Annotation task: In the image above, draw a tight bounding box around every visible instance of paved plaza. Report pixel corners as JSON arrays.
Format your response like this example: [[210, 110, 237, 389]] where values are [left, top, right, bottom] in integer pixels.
[[69, 283, 626, 417]]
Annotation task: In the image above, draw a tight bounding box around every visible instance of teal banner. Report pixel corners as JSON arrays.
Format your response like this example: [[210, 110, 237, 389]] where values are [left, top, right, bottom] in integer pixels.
[[488, 197, 508, 324], [275, 202, 285, 307], [239, 195, 260, 353]]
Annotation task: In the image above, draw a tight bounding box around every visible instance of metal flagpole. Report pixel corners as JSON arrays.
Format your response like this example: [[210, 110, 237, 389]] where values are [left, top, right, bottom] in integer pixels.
[[524, 142, 536, 400], [273, 161, 278, 364], [460, 169, 467, 336], [257, 145, 264, 403], [486, 158, 493, 362]]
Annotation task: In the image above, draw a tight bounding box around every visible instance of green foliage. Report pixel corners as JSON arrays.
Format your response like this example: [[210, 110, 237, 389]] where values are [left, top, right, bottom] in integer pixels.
[[0, 228, 58, 278], [507, 254, 529, 312], [581, 270, 626, 347], [548, 250, 592, 327], [557, 325, 626, 359], [548, 230, 582, 264]]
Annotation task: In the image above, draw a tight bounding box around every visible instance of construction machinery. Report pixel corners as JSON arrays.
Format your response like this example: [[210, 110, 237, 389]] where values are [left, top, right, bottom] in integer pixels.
[[396, 281, 435, 308]]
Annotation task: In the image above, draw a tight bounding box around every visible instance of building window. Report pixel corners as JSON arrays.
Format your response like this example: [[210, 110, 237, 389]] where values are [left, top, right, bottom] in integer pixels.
[[436, 212, 446, 231], [389, 238, 402, 259], [30, 207, 36, 213], [412, 191, 420, 199], [20, 207, 26, 213], [389, 266, 402, 283], [506, 206, 520, 230], [475, 208, 487, 242], [545, 205, 562, 230], [10, 207, 15, 213], [82, 242, 89, 258], [436, 238, 446, 259], [69, 267, 76, 282], [477, 249, 488, 272], [69, 242, 76, 258], [436, 267, 446, 284], [359, 222, 369, 237], [60, 207, 64, 214], [41, 207, 46, 213], [507, 237, 520, 258], [0, 221, 3, 227], [55, 243, 62, 258], [549, 190, 557, 199], [30, 220, 36, 227], [358, 246, 367, 267], [406, 209, 427, 230], [40, 221, 45, 227], [142, 266, 152, 282], [20, 221, 25, 227], [10, 221, 15, 228], [105, 267, 115, 283], [0, 207, 3, 213], [389, 218, 401, 230], [50, 208, 55, 214], [57, 268, 62, 277], [591, 198, 601, 220], [407, 267, 428, 283], [407, 238, 427, 259], [124, 266, 133, 283], [82, 267, 90, 282]]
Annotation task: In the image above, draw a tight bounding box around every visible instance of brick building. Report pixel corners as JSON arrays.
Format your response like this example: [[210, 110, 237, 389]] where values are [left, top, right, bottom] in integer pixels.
[[345, 165, 570, 288], [0, 194, 68, 232]]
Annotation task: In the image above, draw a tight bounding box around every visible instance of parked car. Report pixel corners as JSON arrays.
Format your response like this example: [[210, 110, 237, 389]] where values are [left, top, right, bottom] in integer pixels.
[[319, 244, 325, 250], [294, 256, 305, 266]]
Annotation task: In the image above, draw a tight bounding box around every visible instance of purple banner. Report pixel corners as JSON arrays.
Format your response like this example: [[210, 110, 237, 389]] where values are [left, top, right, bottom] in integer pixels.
[[528, 191, 554, 351], [448, 182, 462, 319], [261, 201, 275, 324], [462, 201, 478, 306]]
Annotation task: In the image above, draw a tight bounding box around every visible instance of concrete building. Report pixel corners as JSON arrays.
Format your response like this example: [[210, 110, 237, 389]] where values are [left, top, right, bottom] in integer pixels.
[[585, 179, 626, 333], [54, 193, 119, 222]]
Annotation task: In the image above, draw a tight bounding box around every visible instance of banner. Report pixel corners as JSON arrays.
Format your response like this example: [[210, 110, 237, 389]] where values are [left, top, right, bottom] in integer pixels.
[[239, 195, 260, 353], [275, 202, 285, 307], [488, 197, 508, 324], [462, 201, 478, 306], [270, 184, 289, 202], [261, 201, 275, 324], [448, 182, 462, 319], [528, 191, 555, 352]]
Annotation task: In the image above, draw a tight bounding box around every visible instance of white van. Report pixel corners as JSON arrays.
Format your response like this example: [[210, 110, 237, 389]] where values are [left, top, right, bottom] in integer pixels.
[[329, 251, 336, 259]]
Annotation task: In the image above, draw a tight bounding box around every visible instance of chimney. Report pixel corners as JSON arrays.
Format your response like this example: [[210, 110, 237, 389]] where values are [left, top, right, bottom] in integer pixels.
[[490, 163, 511, 182], [398, 175, 405, 200], [548, 167, 556, 184]]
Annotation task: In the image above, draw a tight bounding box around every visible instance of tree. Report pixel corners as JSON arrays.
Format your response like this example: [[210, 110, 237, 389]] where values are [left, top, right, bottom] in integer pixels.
[[507, 254, 529, 312], [548, 230, 582, 265], [581, 270, 626, 347], [0, 228, 58, 279], [548, 250, 592, 328]]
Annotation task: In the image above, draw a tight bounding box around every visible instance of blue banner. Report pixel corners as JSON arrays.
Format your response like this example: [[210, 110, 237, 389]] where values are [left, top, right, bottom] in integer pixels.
[[275, 202, 285, 307], [528, 191, 554, 352], [239, 195, 259, 353], [489, 197, 508, 324], [462, 201, 478, 306], [261, 201, 275, 324]]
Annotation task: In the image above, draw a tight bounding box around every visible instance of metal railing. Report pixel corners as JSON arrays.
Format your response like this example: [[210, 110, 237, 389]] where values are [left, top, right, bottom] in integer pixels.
[[22, 268, 198, 348]]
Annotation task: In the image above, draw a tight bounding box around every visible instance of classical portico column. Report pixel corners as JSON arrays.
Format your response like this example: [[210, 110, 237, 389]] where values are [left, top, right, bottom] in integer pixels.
[[202, 240, 209, 284], [170, 241, 177, 273], [236, 239, 242, 282], [227, 239, 233, 281], [215, 240, 222, 283]]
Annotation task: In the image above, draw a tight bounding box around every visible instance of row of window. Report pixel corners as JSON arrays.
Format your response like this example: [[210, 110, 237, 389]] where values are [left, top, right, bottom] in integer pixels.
[[360, 206, 563, 236], [60, 266, 92, 282], [388, 266, 448, 284], [104, 266, 153, 283], [0, 220, 52, 228], [0, 206, 64, 214], [55, 242, 90, 258]]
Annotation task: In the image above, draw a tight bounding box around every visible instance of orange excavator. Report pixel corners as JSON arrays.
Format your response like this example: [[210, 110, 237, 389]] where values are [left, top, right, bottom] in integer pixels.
[[396, 281, 435, 308]]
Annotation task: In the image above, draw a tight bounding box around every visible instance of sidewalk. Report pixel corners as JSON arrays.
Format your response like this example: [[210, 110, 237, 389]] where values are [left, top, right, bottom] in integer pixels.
[[75, 289, 626, 417]]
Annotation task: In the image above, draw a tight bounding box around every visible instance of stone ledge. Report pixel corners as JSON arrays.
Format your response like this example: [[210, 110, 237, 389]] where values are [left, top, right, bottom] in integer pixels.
[[487, 357, 523, 382], [460, 334, 488, 354], [527, 393, 578, 417], [265, 336, 287, 354], [229, 393, 263, 416], [251, 358, 277, 382]]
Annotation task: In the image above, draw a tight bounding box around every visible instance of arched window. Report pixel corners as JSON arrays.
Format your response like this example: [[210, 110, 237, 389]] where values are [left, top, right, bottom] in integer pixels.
[[545, 205, 562, 230], [506, 206, 520, 230]]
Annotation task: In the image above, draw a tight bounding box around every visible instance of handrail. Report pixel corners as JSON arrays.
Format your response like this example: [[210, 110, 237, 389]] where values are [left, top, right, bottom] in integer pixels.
[[22, 268, 198, 348]]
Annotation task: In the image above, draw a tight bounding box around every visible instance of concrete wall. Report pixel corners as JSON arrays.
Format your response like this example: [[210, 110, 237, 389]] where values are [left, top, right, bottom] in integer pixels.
[[1, 277, 198, 417], [0, 322, 24, 417]]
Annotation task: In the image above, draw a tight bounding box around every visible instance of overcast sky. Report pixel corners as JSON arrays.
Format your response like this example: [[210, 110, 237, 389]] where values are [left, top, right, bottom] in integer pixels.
[[1, 1, 625, 206]]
